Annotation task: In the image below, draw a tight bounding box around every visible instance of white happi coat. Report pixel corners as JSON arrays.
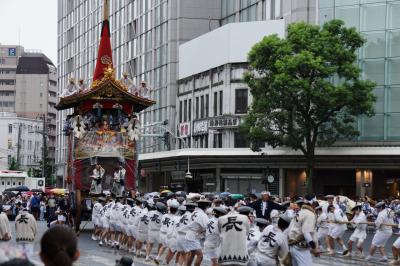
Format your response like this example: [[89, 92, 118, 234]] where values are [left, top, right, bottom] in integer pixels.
[[0, 212, 11, 241], [92, 202, 103, 227], [317, 212, 329, 239], [350, 211, 367, 241], [185, 209, 208, 242], [255, 224, 289, 266], [288, 205, 317, 266], [218, 211, 250, 266], [247, 226, 262, 266], [147, 209, 163, 243], [204, 216, 221, 249], [372, 208, 393, 247]]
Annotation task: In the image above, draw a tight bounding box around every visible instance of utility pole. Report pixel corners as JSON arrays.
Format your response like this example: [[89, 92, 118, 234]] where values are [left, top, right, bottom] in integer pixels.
[[42, 114, 46, 180], [16, 123, 22, 168]]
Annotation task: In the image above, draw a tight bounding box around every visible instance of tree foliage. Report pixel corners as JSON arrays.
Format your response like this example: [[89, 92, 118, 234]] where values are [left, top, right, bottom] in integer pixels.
[[241, 20, 376, 192], [36, 141, 56, 186], [8, 157, 20, 170]]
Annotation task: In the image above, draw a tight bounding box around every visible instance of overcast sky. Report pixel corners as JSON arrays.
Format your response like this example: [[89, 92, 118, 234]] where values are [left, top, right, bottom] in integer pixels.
[[0, 0, 57, 64]]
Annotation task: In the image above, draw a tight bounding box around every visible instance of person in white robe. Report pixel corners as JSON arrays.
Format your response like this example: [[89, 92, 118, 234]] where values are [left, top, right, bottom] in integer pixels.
[[111, 165, 126, 197], [60, 78, 79, 98], [366, 201, 393, 263], [218, 205, 250, 266], [254, 214, 290, 266], [346, 205, 367, 258], [90, 164, 105, 195]]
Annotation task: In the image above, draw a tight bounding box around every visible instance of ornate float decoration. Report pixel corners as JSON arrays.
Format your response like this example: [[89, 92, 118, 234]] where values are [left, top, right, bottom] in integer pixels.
[[55, 0, 155, 230]]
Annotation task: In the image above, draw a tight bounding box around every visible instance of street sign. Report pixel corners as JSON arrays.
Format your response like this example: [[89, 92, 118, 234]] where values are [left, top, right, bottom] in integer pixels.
[[8, 48, 16, 56]]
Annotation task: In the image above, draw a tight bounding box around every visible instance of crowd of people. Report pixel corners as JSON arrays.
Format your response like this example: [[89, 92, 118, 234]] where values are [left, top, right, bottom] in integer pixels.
[[0, 192, 76, 229], [89, 191, 400, 266], [0, 224, 80, 266], [4, 190, 400, 265]]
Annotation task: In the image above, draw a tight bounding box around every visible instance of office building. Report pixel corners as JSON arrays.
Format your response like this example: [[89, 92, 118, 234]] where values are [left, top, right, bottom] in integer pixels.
[[139, 0, 319, 194], [56, 0, 221, 183], [0, 44, 57, 162], [140, 0, 400, 198], [57, 0, 322, 193], [313, 0, 400, 198], [0, 112, 43, 171]]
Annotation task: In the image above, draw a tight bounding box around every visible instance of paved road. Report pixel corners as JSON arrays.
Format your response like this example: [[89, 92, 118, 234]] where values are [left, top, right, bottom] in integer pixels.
[[8, 221, 148, 266], [6, 221, 400, 265]]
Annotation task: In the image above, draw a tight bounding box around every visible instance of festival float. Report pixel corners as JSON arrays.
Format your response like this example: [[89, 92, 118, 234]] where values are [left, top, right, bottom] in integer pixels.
[[55, 0, 155, 230]]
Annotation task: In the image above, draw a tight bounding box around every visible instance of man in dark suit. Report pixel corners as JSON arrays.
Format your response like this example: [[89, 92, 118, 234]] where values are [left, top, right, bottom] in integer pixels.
[[247, 191, 287, 220]]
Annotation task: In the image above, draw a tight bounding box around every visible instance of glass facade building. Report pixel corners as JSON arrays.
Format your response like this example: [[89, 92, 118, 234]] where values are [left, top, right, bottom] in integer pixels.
[[221, 0, 317, 26], [319, 0, 400, 141]]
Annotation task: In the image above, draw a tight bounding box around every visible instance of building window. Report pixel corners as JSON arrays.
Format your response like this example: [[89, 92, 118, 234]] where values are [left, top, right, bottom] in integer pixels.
[[206, 94, 209, 117], [12, 182, 15, 186], [235, 89, 248, 114], [213, 133, 223, 148], [188, 99, 192, 121], [201, 95, 205, 118], [214, 92, 218, 116], [179, 101, 183, 123], [271, 0, 282, 19], [234, 132, 249, 148], [7, 181, 10, 186], [8, 124, 12, 134], [18, 182, 22, 185], [219, 91, 223, 115], [195, 97, 199, 119], [184, 100, 187, 122]]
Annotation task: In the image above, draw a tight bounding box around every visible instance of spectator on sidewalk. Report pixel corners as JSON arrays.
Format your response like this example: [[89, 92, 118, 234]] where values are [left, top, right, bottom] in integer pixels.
[[40, 200, 46, 221], [47, 195, 56, 218], [29, 194, 40, 220]]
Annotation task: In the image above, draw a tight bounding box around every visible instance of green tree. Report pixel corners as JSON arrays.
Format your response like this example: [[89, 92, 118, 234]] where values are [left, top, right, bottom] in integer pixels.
[[242, 20, 376, 193], [8, 156, 20, 170]]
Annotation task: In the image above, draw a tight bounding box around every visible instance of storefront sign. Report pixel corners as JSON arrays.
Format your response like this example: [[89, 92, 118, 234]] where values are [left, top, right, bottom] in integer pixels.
[[208, 115, 241, 129], [179, 122, 190, 137], [193, 120, 208, 135]]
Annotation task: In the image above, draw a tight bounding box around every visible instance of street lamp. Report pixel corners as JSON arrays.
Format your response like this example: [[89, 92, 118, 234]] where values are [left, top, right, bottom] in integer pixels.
[[180, 138, 192, 179]]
